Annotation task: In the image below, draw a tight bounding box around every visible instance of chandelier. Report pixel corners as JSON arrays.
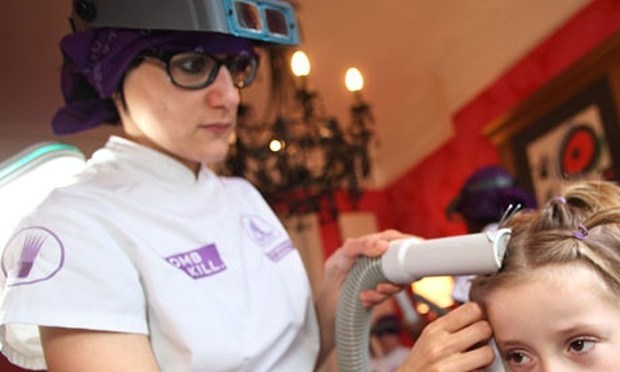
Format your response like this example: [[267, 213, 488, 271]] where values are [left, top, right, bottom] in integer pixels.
[[224, 48, 375, 222]]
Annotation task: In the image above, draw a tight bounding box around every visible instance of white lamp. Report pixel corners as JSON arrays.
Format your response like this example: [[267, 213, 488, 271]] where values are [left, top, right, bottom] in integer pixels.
[[0, 142, 86, 249]]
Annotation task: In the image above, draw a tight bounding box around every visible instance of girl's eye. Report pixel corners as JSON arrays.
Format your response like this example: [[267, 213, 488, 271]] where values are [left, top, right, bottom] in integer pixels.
[[568, 338, 596, 354], [505, 350, 533, 367]]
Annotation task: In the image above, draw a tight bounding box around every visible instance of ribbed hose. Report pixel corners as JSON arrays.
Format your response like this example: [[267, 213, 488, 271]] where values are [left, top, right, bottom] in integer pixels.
[[335, 256, 389, 372]]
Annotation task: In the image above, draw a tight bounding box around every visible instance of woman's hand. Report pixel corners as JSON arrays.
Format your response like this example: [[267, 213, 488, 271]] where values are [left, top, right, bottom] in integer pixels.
[[328, 229, 410, 306], [397, 302, 495, 372], [314, 229, 414, 366]]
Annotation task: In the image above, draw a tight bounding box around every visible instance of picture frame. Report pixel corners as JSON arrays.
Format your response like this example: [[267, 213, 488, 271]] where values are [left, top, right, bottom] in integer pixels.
[[512, 77, 620, 204], [484, 32, 620, 205]]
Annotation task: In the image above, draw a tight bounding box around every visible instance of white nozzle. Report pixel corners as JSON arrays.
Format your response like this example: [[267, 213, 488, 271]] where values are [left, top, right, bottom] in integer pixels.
[[381, 228, 511, 284]]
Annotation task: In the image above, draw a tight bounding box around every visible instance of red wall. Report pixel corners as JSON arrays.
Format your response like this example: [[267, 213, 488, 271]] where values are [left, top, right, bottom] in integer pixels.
[[320, 0, 620, 254]]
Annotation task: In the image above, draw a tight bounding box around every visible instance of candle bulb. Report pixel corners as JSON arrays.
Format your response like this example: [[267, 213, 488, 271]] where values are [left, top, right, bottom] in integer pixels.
[[290, 50, 314, 119], [345, 67, 364, 93], [345, 67, 365, 104], [291, 51, 311, 77], [291, 50, 311, 90]]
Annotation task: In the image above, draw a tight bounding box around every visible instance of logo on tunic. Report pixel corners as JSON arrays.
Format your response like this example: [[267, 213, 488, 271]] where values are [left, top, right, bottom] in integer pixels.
[[166, 244, 226, 279], [1, 227, 65, 286], [241, 215, 279, 245], [241, 215, 294, 261]]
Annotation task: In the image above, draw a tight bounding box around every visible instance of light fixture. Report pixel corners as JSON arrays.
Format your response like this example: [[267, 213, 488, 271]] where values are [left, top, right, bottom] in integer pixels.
[[0, 143, 86, 249], [290, 50, 311, 77], [412, 277, 455, 311], [345, 67, 364, 92], [224, 48, 376, 222]]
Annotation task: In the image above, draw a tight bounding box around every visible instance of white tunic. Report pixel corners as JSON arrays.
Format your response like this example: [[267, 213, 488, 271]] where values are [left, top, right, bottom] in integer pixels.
[[0, 136, 319, 371]]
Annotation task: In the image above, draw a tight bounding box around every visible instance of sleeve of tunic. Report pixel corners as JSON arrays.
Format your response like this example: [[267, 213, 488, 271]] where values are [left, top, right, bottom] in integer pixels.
[[0, 195, 148, 369]]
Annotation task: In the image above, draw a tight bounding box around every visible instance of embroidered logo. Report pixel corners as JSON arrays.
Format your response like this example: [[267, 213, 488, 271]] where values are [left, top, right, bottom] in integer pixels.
[[166, 244, 226, 279], [1, 227, 65, 286], [241, 215, 294, 262], [17, 233, 46, 278], [242, 215, 279, 245]]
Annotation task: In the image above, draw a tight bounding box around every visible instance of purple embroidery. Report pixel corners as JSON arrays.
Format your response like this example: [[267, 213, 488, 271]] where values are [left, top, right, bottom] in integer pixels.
[[166, 244, 226, 279], [2, 226, 65, 286], [17, 233, 46, 278], [242, 215, 279, 245], [242, 215, 294, 262]]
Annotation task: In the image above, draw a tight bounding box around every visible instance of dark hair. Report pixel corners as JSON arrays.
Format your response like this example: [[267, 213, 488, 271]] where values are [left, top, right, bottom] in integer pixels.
[[446, 165, 537, 232], [371, 315, 402, 336]]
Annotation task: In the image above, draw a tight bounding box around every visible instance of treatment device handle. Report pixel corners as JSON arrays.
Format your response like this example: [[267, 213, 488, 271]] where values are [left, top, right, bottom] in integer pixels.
[[381, 228, 511, 284]]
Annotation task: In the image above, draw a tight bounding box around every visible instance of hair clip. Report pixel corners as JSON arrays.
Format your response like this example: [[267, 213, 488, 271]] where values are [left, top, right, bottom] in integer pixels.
[[499, 203, 522, 226], [550, 196, 567, 204], [572, 224, 589, 241]]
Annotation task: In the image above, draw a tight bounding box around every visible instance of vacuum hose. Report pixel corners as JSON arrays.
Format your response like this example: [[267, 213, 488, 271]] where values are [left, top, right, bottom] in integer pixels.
[[335, 255, 387, 372]]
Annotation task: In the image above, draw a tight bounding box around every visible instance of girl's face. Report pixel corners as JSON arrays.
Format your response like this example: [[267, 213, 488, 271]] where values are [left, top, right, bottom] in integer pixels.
[[484, 263, 620, 371], [116, 56, 240, 173]]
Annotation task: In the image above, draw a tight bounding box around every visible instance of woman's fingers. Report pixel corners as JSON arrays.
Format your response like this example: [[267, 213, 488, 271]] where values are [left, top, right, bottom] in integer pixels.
[[399, 302, 495, 371], [359, 284, 403, 307], [439, 343, 495, 372], [461, 344, 496, 371], [341, 229, 414, 259], [430, 301, 486, 333], [421, 303, 492, 354]]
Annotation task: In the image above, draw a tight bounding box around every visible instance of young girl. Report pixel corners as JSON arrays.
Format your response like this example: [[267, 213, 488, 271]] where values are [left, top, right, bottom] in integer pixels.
[[470, 180, 620, 371]]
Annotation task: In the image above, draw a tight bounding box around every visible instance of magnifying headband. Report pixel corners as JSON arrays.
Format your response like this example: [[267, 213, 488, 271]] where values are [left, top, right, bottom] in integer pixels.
[[71, 0, 300, 45]]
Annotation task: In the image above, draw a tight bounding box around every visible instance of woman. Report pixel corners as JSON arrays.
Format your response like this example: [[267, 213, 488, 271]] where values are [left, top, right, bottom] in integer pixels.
[[0, 3, 495, 371]]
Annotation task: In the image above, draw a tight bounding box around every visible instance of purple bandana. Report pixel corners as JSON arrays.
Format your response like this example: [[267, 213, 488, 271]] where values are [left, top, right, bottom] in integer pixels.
[[51, 28, 257, 135]]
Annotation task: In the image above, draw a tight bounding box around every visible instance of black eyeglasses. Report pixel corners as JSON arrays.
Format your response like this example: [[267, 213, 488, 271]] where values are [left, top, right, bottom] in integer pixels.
[[142, 50, 259, 90]]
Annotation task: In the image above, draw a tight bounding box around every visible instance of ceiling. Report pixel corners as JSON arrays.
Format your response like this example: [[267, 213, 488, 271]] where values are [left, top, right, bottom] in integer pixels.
[[0, 0, 590, 186]]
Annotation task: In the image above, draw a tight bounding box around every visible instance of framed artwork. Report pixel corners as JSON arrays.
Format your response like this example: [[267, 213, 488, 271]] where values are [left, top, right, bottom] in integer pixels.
[[512, 77, 620, 205], [484, 33, 620, 206]]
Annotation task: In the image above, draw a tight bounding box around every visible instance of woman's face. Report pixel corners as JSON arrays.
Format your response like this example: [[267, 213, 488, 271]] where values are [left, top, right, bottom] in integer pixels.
[[116, 56, 240, 173], [484, 263, 620, 371]]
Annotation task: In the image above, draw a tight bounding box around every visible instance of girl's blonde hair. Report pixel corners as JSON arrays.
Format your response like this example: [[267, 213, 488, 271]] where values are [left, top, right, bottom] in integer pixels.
[[470, 180, 620, 302]]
